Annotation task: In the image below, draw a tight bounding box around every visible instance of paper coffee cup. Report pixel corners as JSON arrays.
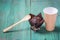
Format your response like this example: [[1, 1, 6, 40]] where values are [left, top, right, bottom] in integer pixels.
[[43, 7, 58, 31]]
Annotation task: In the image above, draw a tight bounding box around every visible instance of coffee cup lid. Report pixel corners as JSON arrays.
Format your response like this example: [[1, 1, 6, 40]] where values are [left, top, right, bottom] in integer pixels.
[[43, 7, 58, 15]]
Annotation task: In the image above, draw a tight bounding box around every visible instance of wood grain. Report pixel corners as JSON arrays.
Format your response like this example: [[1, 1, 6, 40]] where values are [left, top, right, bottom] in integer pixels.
[[0, 0, 60, 40]]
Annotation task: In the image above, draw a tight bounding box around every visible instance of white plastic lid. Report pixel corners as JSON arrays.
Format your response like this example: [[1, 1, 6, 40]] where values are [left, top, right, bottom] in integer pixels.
[[43, 7, 58, 15]]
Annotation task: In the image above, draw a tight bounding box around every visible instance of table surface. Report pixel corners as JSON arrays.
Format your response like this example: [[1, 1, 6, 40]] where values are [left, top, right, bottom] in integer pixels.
[[0, 0, 60, 40]]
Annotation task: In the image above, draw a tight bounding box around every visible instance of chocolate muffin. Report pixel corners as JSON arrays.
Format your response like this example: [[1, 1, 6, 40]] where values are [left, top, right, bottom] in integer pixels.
[[29, 13, 44, 31]]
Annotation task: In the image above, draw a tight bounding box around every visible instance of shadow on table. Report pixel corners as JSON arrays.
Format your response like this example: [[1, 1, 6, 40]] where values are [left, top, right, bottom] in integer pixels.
[[36, 26, 60, 34], [4, 27, 30, 33], [4, 26, 60, 33]]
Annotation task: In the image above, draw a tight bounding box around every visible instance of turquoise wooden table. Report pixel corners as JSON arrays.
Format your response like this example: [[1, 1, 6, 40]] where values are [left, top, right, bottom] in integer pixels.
[[0, 0, 60, 40]]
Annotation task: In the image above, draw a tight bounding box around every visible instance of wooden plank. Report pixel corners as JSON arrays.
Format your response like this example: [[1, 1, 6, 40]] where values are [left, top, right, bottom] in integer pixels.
[[31, 0, 60, 40], [0, 0, 31, 40]]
